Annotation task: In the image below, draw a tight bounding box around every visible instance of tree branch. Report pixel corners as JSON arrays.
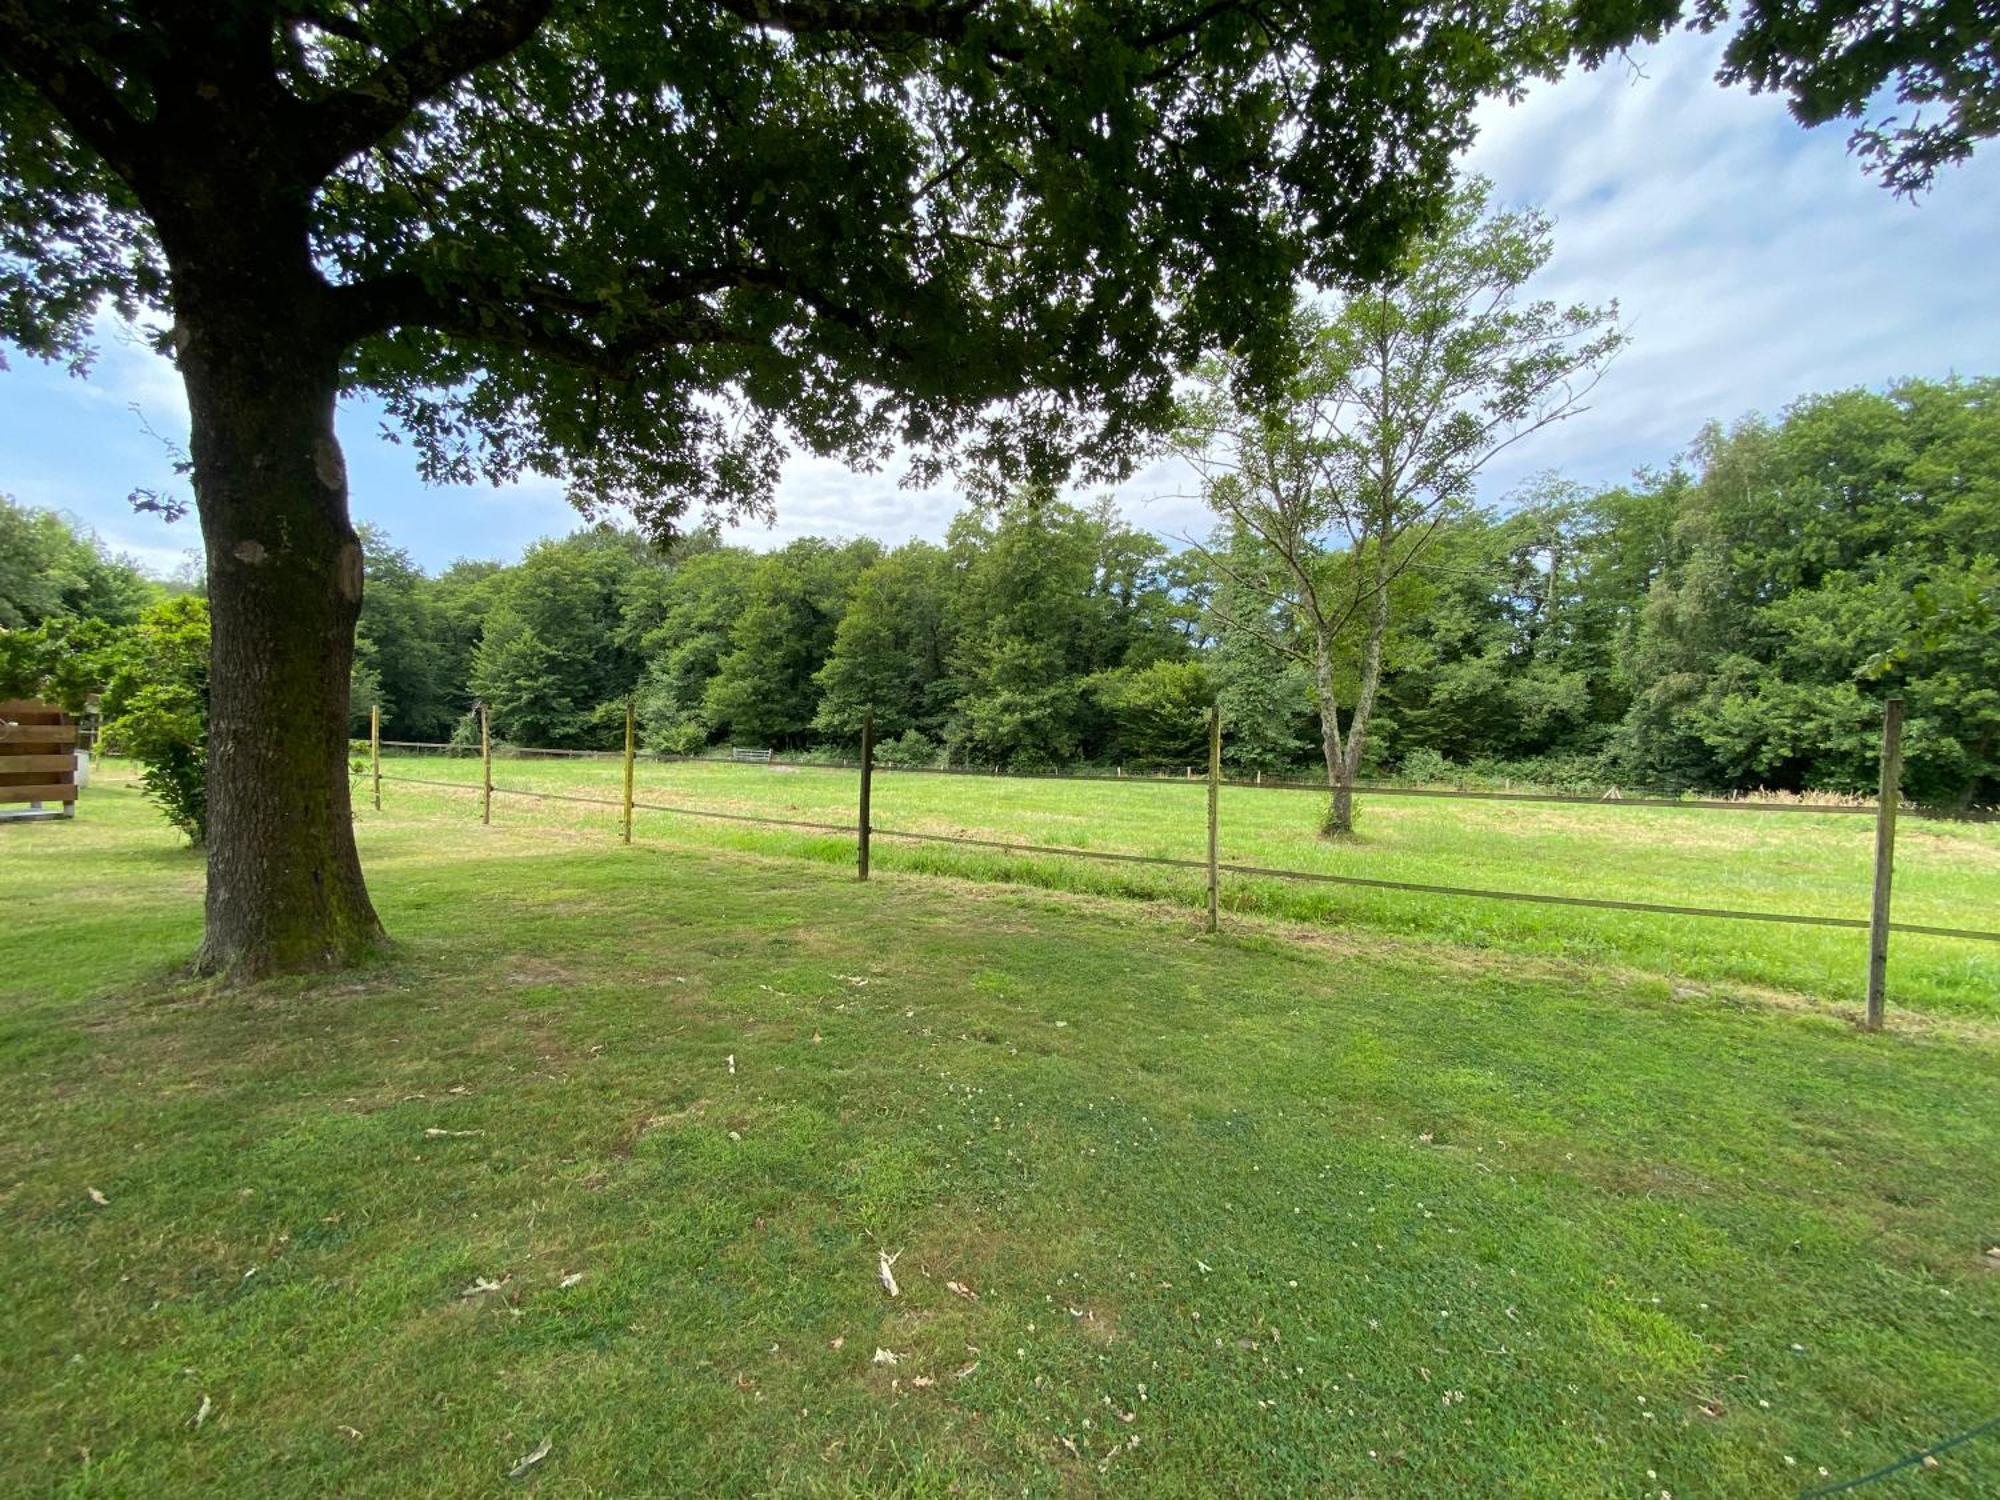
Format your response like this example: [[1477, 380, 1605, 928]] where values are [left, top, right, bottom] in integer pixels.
[[716, 0, 989, 43], [299, 0, 554, 180], [0, 1, 150, 183], [330, 270, 759, 375]]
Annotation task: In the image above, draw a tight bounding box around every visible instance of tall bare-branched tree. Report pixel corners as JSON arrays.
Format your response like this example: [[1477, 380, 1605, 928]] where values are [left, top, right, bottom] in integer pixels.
[[1180, 180, 1625, 834]]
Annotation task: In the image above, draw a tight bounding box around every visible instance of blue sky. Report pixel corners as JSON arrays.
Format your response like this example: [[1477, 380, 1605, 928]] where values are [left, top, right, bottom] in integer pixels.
[[4, 29, 1996, 575]]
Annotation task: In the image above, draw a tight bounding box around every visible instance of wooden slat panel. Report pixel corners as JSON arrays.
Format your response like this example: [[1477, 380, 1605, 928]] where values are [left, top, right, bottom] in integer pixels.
[[0, 782, 80, 804], [0, 752, 77, 776], [0, 699, 69, 719], [0, 754, 77, 774], [0, 770, 73, 787], [0, 724, 78, 745]]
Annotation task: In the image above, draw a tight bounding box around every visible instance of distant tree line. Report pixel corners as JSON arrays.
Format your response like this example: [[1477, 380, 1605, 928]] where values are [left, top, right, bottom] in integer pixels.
[[4, 374, 1995, 816], [331, 375, 1997, 808]]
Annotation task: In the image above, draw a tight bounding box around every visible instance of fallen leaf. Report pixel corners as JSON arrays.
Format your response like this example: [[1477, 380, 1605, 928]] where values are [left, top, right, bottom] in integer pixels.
[[726, 1054, 736, 1074], [192, 1394, 212, 1429], [910, 1376, 935, 1389], [877, 1249, 902, 1298], [86, 1187, 108, 1206], [558, 1272, 586, 1289], [946, 1280, 978, 1301], [872, 1348, 900, 1366], [424, 1128, 484, 1138], [460, 1276, 508, 1299], [507, 1436, 552, 1479], [830, 1336, 845, 1350], [954, 1361, 980, 1380], [337, 1425, 363, 1440]]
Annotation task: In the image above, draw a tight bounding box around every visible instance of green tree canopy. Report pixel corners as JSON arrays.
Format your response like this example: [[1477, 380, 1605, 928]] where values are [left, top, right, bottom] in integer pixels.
[[813, 541, 956, 745], [1615, 378, 2000, 805], [704, 537, 881, 747], [468, 528, 661, 747], [0, 496, 157, 629]]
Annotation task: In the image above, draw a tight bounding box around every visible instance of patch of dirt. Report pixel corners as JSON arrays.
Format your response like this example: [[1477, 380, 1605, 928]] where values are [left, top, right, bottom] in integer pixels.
[[615, 1098, 708, 1154]]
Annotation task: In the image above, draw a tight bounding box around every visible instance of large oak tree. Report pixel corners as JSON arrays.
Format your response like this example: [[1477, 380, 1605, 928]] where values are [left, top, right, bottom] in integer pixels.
[[0, 0, 1983, 977]]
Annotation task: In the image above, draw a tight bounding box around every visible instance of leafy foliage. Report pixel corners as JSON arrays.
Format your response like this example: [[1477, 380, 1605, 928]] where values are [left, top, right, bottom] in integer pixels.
[[0, 496, 157, 629], [0, 613, 116, 713], [1609, 380, 2000, 804], [317, 367, 2000, 810], [1092, 658, 1214, 768], [704, 539, 881, 747], [98, 595, 209, 843]]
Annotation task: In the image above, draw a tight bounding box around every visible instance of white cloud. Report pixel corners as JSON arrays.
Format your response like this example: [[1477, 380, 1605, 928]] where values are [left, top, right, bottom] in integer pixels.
[[1458, 30, 1999, 501]]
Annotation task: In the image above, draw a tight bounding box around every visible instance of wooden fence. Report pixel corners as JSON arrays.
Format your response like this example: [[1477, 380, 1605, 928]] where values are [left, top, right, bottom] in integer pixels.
[[366, 697, 1997, 1032], [0, 699, 80, 823]]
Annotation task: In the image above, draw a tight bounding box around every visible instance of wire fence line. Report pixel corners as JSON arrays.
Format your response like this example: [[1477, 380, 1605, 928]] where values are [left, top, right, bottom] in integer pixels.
[[363, 737, 1994, 823], [371, 769, 2000, 947], [358, 692, 1986, 1031]]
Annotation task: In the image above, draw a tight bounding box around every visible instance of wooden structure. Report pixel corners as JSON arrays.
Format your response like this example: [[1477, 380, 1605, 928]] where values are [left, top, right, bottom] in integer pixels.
[[0, 699, 80, 822]]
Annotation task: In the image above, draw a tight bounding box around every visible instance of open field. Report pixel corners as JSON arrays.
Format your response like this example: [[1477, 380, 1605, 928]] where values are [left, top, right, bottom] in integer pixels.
[[368, 749, 2000, 1022], [3, 783, 1998, 1495]]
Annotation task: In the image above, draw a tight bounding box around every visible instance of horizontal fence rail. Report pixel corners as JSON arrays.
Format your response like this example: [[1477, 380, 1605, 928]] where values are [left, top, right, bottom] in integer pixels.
[[372, 770, 2000, 947], [360, 738, 1992, 823], [357, 691, 1986, 1034]]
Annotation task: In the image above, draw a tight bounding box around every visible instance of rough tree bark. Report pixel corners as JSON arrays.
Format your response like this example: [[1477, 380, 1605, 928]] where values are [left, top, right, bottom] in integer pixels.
[[169, 212, 385, 978], [1311, 546, 1392, 838]]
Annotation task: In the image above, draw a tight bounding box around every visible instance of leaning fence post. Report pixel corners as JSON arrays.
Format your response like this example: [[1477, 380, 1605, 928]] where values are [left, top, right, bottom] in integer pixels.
[[1865, 696, 1905, 1031], [1206, 705, 1221, 933], [479, 702, 493, 826], [370, 703, 381, 811], [857, 708, 875, 881], [621, 698, 636, 845]]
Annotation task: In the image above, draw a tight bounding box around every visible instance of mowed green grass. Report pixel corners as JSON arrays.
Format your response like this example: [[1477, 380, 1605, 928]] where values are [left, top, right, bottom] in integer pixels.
[[374, 750, 2000, 1020], [3, 783, 1998, 1497]]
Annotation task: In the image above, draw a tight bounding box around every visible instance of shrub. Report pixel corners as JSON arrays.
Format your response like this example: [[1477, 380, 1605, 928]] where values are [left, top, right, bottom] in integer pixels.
[[1398, 746, 1454, 785], [98, 596, 209, 844], [0, 615, 116, 711], [874, 729, 941, 768]]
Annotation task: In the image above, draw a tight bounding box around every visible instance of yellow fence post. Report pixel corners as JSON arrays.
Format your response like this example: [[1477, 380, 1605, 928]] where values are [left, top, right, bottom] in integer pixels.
[[370, 702, 381, 811], [480, 702, 493, 826], [1865, 696, 1904, 1031], [1206, 705, 1221, 933], [857, 708, 875, 881], [622, 698, 636, 845]]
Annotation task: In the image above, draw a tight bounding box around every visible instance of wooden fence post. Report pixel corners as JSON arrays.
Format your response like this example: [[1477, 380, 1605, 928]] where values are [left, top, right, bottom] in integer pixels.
[[1865, 696, 1904, 1031], [370, 703, 381, 811], [621, 698, 635, 845], [479, 702, 492, 826], [857, 708, 875, 881], [1206, 705, 1221, 934]]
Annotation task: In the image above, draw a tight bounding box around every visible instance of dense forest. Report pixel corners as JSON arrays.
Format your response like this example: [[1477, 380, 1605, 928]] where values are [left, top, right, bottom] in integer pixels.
[[6, 376, 1996, 809]]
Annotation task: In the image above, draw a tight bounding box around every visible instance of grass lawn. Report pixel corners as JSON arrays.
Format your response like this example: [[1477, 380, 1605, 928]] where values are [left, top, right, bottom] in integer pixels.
[[373, 750, 2000, 1021], [3, 781, 1997, 1496]]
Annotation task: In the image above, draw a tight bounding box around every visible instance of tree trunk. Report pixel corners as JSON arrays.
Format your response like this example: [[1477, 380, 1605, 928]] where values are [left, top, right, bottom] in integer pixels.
[[1323, 542, 1394, 838], [177, 276, 387, 980], [1311, 629, 1354, 838]]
